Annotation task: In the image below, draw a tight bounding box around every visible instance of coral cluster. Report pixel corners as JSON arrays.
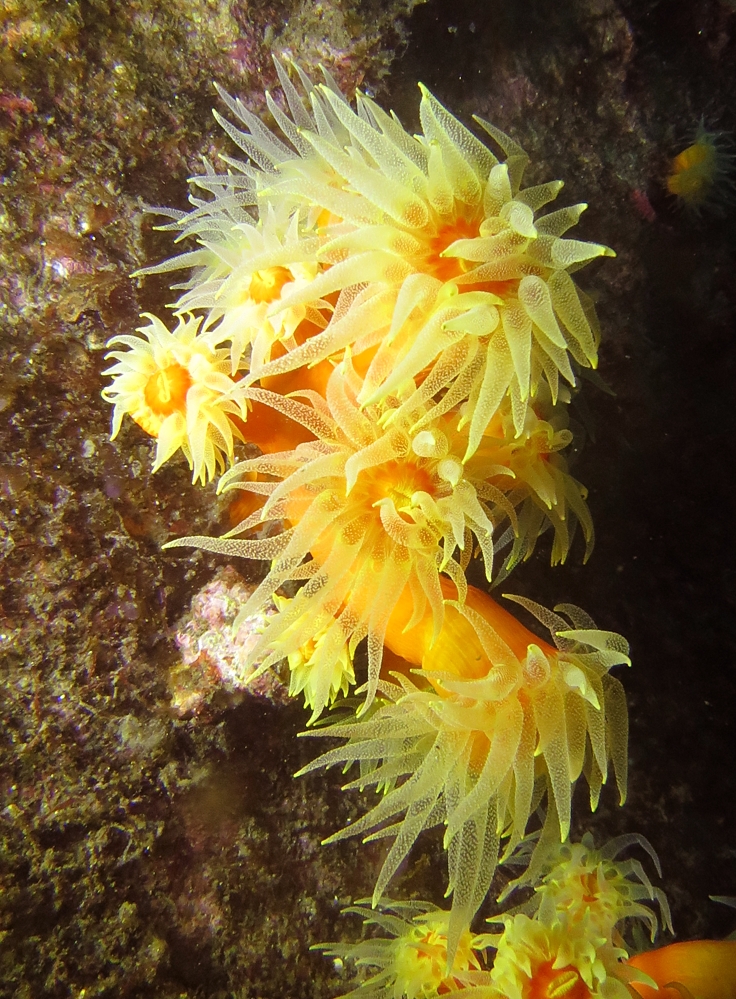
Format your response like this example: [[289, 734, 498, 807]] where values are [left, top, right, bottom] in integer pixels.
[[101, 59, 731, 999], [317, 835, 672, 999]]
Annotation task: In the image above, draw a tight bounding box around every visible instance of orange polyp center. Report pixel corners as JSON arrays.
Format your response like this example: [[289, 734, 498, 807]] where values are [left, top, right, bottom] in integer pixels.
[[358, 458, 436, 517], [143, 363, 191, 418], [424, 217, 524, 300], [579, 871, 600, 905], [383, 579, 558, 682], [426, 217, 480, 282], [528, 961, 591, 999], [248, 265, 294, 304]]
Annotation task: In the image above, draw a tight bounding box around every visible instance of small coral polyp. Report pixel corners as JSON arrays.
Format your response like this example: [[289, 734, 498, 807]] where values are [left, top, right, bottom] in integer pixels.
[[137, 204, 329, 377], [276, 598, 356, 724], [502, 832, 672, 943], [102, 313, 245, 484], [316, 900, 491, 999], [666, 122, 736, 214], [484, 835, 672, 999]]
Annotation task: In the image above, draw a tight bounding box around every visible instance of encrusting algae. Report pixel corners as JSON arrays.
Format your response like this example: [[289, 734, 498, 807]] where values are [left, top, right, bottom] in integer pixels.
[[101, 58, 731, 999]]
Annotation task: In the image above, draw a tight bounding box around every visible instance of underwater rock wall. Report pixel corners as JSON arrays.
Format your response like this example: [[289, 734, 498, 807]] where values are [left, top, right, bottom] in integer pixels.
[[1, 1, 735, 996]]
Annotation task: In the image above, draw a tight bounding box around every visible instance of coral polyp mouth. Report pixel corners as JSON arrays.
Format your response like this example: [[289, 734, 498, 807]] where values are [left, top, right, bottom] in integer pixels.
[[425, 215, 482, 282], [357, 457, 439, 517], [529, 962, 591, 999], [142, 363, 192, 420], [247, 265, 294, 304]]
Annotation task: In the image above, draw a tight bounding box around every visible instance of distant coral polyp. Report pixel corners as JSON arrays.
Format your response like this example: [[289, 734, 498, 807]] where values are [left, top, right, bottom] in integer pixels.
[[666, 122, 736, 213]]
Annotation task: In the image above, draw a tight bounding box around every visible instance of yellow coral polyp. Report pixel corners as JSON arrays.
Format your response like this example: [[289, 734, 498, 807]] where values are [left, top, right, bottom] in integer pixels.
[[489, 913, 631, 999], [668, 141, 715, 199], [254, 94, 611, 447], [163, 354, 594, 719], [501, 832, 672, 944], [163, 361, 514, 711], [102, 314, 246, 484], [274, 595, 356, 724], [666, 122, 736, 213], [299, 582, 629, 964], [316, 900, 490, 999], [136, 202, 328, 376]]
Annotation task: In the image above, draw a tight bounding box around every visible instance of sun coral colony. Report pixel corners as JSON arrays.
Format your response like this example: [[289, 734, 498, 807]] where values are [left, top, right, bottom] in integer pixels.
[[102, 59, 736, 998]]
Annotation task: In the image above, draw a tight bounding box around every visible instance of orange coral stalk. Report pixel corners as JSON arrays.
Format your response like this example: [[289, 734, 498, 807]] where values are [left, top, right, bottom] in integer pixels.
[[383, 577, 557, 674], [627, 940, 736, 999]]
